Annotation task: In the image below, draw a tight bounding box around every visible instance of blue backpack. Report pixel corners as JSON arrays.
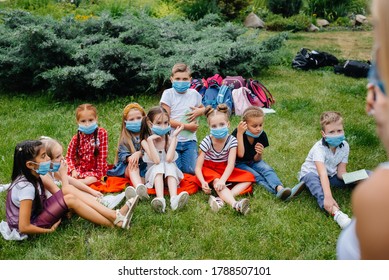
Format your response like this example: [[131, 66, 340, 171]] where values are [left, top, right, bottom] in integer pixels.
[[201, 74, 233, 112]]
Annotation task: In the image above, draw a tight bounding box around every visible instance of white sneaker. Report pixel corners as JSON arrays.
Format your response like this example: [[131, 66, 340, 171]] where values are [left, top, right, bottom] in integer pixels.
[[151, 197, 166, 213], [334, 210, 351, 229], [208, 195, 224, 212], [136, 184, 149, 200], [0, 183, 10, 193], [100, 192, 125, 209], [125, 186, 137, 200], [170, 191, 189, 211]]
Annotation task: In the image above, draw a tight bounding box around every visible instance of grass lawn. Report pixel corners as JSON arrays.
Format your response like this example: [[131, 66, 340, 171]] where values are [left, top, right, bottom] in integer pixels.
[[0, 30, 385, 260]]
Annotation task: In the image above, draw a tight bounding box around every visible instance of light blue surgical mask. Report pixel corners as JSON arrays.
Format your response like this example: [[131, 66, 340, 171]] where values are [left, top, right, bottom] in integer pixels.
[[210, 126, 229, 139], [125, 120, 142, 133], [325, 134, 345, 147], [50, 161, 61, 173], [172, 81, 191, 93], [32, 160, 51, 175], [368, 63, 386, 95], [78, 122, 98, 135], [152, 125, 171, 136], [245, 130, 263, 138]]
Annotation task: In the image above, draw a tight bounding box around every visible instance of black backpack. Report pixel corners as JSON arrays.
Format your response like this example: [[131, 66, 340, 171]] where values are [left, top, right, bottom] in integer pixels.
[[292, 48, 339, 70], [334, 60, 371, 78]]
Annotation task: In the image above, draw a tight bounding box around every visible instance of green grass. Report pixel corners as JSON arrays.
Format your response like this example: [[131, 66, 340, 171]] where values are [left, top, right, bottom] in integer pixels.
[[0, 30, 385, 260]]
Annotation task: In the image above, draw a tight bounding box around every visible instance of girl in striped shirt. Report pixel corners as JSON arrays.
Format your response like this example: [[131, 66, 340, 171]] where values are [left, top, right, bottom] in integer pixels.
[[195, 104, 255, 215]]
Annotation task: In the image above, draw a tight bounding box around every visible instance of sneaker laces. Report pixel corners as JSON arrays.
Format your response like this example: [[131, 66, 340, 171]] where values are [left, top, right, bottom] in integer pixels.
[[215, 197, 225, 208]]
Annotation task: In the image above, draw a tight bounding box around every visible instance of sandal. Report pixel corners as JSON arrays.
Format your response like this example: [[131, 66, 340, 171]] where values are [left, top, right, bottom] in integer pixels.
[[113, 209, 126, 228], [122, 195, 139, 229]]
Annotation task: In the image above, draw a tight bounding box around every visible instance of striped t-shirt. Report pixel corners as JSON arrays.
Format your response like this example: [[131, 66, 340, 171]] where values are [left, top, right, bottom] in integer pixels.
[[199, 135, 238, 162]]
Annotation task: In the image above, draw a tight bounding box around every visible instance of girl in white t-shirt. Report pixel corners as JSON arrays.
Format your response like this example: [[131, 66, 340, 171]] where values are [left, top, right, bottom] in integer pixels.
[[5, 140, 138, 237]]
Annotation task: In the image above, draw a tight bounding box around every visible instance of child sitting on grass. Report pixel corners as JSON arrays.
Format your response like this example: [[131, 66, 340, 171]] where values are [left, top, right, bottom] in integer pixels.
[[195, 104, 255, 215], [232, 106, 305, 201], [66, 104, 108, 185], [107, 103, 149, 201], [140, 106, 189, 213], [299, 111, 352, 229]]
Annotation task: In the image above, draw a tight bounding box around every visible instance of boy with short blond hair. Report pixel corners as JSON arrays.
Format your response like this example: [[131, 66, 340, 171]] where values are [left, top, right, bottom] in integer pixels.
[[299, 111, 351, 229], [160, 63, 205, 174]]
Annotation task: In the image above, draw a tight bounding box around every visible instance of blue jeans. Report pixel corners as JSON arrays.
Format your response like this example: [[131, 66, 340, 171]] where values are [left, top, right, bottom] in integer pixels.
[[301, 172, 348, 210], [176, 140, 198, 174], [236, 160, 283, 194]]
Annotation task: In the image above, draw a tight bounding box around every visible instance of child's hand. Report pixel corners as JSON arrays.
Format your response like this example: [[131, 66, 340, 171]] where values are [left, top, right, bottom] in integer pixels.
[[187, 106, 203, 122], [49, 219, 61, 233], [71, 169, 79, 178], [214, 178, 226, 191], [148, 134, 161, 141], [128, 152, 140, 167], [172, 124, 185, 137], [237, 121, 247, 135], [201, 182, 211, 194], [58, 160, 68, 178], [254, 143, 264, 155], [324, 196, 339, 215], [184, 122, 199, 132], [90, 189, 103, 198]]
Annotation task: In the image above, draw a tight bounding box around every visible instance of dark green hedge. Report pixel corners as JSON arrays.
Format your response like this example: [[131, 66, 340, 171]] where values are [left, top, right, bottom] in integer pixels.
[[0, 10, 287, 100]]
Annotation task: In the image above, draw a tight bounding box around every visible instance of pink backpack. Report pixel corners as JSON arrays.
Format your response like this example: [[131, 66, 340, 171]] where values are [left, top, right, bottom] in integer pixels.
[[246, 78, 275, 108], [232, 87, 253, 116]]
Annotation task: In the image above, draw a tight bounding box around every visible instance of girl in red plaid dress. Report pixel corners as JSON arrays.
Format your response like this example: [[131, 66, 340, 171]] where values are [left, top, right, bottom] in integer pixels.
[[66, 104, 108, 185]]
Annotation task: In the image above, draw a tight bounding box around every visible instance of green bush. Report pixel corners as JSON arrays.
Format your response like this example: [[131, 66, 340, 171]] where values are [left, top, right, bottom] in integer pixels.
[[306, 0, 352, 21], [0, 10, 287, 99], [265, 13, 311, 32], [267, 0, 302, 17]]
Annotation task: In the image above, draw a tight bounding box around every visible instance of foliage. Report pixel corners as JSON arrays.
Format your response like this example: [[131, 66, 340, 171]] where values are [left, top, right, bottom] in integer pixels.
[[267, 0, 303, 18], [0, 10, 286, 99], [217, 0, 251, 20], [0, 30, 381, 260], [176, 0, 219, 21], [265, 13, 311, 32], [305, 0, 352, 21]]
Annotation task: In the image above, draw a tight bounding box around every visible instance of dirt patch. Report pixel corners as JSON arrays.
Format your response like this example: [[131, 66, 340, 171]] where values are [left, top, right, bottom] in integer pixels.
[[288, 31, 373, 61]]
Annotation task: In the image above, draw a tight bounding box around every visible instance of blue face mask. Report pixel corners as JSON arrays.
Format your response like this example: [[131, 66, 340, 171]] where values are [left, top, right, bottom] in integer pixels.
[[210, 126, 229, 139], [245, 130, 263, 138], [33, 160, 51, 175], [78, 122, 98, 135], [125, 120, 141, 133], [172, 81, 191, 93], [325, 134, 345, 147], [152, 125, 171, 136], [50, 161, 61, 173], [368, 63, 386, 94]]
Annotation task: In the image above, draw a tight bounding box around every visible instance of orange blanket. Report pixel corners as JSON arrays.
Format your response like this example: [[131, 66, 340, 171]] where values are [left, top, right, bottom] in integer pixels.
[[89, 173, 200, 195], [195, 160, 256, 195]]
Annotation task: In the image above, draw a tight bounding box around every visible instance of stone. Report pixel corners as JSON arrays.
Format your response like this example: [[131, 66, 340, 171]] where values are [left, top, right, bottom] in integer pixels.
[[316, 19, 330, 27], [307, 23, 319, 32], [244, 12, 265, 29]]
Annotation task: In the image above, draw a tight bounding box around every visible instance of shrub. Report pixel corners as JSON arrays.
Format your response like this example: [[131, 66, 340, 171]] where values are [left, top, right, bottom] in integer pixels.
[[177, 0, 219, 21], [267, 0, 302, 17], [265, 13, 311, 32], [217, 0, 251, 20], [306, 0, 353, 21], [0, 10, 287, 99]]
